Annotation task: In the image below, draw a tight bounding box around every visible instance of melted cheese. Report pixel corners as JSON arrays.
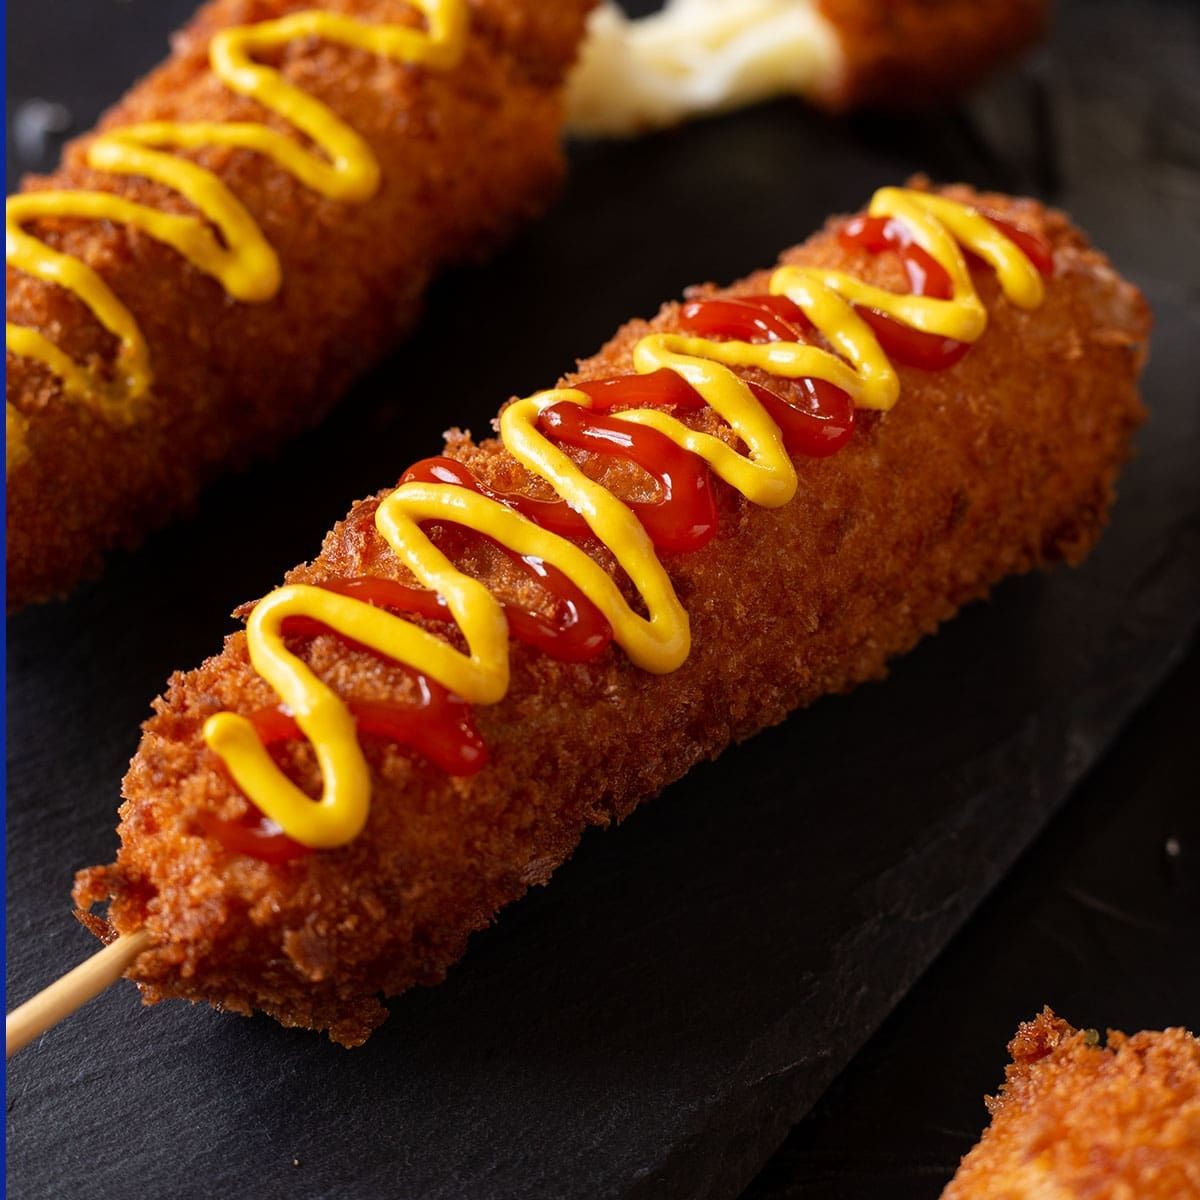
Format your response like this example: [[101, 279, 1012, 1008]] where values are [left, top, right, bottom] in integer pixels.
[[565, 0, 844, 137]]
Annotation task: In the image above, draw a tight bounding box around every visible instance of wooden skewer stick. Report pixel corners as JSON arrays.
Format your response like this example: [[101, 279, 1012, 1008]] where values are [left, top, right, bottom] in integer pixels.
[[6, 928, 154, 1058]]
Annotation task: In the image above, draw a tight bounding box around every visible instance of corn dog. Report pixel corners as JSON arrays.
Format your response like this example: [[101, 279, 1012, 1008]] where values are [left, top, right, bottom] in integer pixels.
[[6, 0, 593, 609], [818, 0, 1048, 111], [73, 183, 1149, 1046], [944, 1009, 1200, 1199]]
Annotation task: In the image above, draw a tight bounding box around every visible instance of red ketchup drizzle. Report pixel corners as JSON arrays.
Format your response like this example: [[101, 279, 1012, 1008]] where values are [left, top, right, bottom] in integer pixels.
[[206, 583, 492, 862], [218, 211, 1050, 861], [675, 296, 813, 344], [674, 298, 855, 457], [405, 407, 720, 555], [197, 811, 309, 865], [399, 458, 613, 659], [573, 368, 703, 413], [540, 403, 719, 553], [204, 687, 486, 863], [838, 215, 968, 370], [206, 694, 486, 864], [985, 215, 1055, 279], [838, 213, 1053, 371], [276, 578, 489, 778]]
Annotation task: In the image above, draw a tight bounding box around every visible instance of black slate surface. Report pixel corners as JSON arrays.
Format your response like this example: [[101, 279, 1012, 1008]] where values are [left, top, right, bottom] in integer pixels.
[[6, 1, 1199, 1198], [744, 636, 1200, 1198]]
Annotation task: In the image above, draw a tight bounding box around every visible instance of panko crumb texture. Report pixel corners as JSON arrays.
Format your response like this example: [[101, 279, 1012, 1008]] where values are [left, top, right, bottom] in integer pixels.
[[74, 185, 1150, 1045], [6, 0, 594, 609], [944, 1008, 1200, 1199]]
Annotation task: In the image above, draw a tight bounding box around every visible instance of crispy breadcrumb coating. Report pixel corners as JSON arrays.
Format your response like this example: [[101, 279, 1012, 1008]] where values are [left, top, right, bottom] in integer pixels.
[[6, 0, 593, 610], [944, 1008, 1200, 1199], [817, 0, 1047, 110], [74, 186, 1149, 1045]]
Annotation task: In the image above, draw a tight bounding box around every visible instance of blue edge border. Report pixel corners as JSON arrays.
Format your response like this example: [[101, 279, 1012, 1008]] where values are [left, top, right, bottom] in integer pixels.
[[3, 1, 11, 1179]]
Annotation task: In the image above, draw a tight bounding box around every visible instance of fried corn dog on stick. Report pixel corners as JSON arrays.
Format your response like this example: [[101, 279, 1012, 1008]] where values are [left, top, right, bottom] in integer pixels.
[[6, 0, 593, 610], [566, 0, 1047, 136], [72, 184, 1148, 1046], [944, 1009, 1200, 1199]]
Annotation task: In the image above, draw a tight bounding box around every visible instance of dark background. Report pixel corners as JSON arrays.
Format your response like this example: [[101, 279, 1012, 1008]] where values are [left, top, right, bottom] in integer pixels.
[[6, 1, 1199, 1197], [741, 3, 1200, 1191], [746, 642, 1200, 1197]]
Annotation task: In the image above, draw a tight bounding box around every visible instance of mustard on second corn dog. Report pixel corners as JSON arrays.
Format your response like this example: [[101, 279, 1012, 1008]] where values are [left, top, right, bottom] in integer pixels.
[[6, 0, 594, 609]]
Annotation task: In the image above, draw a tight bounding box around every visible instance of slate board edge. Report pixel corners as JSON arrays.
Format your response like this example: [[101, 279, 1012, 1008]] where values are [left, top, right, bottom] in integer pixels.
[[634, 613, 1200, 1199]]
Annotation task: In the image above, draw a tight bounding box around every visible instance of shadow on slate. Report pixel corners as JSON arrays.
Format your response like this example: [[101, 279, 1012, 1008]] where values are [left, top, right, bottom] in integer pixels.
[[741, 638, 1200, 1199], [6, 0, 1200, 1197]]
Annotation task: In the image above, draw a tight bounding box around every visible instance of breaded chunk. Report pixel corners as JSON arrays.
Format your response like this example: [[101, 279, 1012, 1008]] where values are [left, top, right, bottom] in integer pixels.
[[6, 0, 593, 609], [944, 1009, 1200, 1199], [75, 187, 1149, 1045], [819, 0, 1047, 110]]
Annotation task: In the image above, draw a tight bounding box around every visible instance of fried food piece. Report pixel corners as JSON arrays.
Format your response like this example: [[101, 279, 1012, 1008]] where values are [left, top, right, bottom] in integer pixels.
[[6, 0, 593, 610], [819, 0, 1048, 111], [74, 186, 1149, 1045], [944, 1009, 1200, 1199], [565, 0, 1047, 136]]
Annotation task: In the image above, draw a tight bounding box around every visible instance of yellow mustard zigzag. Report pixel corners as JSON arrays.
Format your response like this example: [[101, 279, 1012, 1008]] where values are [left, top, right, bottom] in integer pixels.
[[5, 0, 467, 462], [203, 187, 1046, 849]]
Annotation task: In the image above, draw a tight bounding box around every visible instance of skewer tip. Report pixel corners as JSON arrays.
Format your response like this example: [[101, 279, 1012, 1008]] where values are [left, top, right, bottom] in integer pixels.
[[6, 928, 153, 1058]]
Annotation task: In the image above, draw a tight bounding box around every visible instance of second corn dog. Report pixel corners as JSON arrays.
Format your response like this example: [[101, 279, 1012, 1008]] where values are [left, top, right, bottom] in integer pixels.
[[6, 0, 593, 609]]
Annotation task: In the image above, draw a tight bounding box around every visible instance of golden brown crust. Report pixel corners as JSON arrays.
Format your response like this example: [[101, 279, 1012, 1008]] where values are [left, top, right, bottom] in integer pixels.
[[943, 1009, 1200, 1199], [817, 0, 1048, 111], [6, 0, 593, 610], [74, 185, 1149, 1045]]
